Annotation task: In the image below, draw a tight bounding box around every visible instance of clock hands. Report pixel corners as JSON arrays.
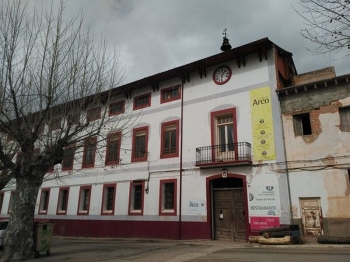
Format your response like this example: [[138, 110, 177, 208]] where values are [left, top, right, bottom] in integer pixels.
[[213, 65, 231, 84]]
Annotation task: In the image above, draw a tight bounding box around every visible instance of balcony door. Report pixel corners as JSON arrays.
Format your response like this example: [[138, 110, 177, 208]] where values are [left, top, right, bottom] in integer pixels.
[[211, 108, 238, 163], [215, 115, 235, 161]]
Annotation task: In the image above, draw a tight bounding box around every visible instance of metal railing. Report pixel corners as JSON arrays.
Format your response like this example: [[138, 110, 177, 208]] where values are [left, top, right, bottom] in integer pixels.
[[196, 142, 252, 165]]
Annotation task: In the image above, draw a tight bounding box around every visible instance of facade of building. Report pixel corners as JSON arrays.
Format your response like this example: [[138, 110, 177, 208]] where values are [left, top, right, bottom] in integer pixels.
[[277, 68, 350, 239], [0, 37, 320, 241]]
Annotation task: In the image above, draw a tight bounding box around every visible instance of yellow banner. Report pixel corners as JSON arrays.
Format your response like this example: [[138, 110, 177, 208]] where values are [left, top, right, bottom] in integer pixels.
[[250, 86, 276, 161]]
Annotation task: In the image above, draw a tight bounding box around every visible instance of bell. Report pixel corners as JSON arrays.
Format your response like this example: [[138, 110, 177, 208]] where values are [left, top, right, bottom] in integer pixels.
[[220, 36, 232, 51]]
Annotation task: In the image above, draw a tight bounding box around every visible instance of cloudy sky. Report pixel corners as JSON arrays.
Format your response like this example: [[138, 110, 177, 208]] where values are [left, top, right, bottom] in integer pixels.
[[31, 0, 348, 85]]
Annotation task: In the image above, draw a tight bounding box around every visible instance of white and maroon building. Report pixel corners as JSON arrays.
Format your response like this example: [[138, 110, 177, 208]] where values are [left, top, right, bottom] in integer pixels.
[[1, 38, 305, 241]]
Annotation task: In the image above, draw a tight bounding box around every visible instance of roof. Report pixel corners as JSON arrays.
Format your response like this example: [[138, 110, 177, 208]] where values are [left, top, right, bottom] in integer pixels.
[[113, 37, 295, 97], [276, 73, 350, 97]]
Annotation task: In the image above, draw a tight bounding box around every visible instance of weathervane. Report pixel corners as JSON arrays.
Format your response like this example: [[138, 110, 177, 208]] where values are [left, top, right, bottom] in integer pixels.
[[223, 28, 228, 38], [220, 28, 232, 51]]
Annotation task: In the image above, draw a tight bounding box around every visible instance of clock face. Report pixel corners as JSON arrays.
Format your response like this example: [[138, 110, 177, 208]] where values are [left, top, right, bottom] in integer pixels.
[[213, 65, 232, 85]]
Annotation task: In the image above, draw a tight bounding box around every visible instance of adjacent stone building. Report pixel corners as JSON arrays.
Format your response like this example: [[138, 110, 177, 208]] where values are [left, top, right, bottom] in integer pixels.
[[277, 67, 350, 240]]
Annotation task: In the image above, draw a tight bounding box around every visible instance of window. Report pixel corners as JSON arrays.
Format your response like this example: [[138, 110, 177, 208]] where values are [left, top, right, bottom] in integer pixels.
[[82, 137, 97, 168], [339, 107, 350, 131], [217, 115, 234, 152], [6, 134, 13, 142], [161, 120, 179, 158], [38, 189, 50, 214], [49, 118, 61, 131], [67, 112, 80, 126], [133, 93, 151, 110], [293, 113, 312, 136], [159, 179, 177, 216], [46, 146, 56, 173], [8, 191, 16, 214], [131, 127, 148, 162], [128, 182, 144, 215], [56, 187, 69, 215], [18, 148, 40, 163], [77, 186, 92, 215], [62, 144, 75, 171], [101, 184, 116, 215], [0, 192, 4, 213], [86, 107, 101, 122], [109, 101, 125, 116], [38, 122, 45, 134], [16, 152, 21, 163], [161, 85, 181, 103], [33, 148, 40, 157], [211, 109, 238, 162], [105, 132, 121, 165]]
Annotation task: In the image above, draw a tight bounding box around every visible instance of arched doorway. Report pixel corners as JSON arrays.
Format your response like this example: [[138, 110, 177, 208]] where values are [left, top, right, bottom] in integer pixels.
[[206, 174, 248, 241]]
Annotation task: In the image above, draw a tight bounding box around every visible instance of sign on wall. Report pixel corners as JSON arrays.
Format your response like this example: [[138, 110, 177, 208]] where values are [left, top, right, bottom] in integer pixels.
[[249, 86, 276, 161], [248, 183, 281, 230], [186, 199, 206, 214]]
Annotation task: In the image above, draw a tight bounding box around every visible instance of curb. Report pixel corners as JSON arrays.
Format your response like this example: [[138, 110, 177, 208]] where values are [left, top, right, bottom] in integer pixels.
[[52, 236, 350, 249]]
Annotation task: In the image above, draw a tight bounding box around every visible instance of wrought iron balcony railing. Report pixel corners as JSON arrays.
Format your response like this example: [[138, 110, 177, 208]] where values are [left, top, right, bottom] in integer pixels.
[[196, 142, 252, 166]]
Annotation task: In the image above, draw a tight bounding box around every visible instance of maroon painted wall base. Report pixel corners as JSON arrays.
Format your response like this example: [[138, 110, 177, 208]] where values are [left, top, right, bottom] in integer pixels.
[[49, 219, 211, 240]]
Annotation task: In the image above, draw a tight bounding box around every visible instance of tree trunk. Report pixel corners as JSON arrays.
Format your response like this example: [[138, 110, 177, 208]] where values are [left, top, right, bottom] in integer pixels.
[[1, 175, 42, 261]]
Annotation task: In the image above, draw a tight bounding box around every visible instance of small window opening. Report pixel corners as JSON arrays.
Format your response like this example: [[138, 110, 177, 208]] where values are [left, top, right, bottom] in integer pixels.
[[293, 113, 312, 136]]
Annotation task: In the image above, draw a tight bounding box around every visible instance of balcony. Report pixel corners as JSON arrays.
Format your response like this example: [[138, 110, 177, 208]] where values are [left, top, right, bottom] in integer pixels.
[[195, 142, 252, 167]]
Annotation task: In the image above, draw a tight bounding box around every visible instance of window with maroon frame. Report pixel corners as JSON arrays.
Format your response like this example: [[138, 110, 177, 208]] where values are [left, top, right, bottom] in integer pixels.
[[105, 132, 121, 165], [6, 134, 14, 142], [56, 187, 69, 215], [8, 191, 16, 214], [109, 101, 125, 116], [77, 185, 92, 215], [38, 188, 50, 214], [161, 120, 179, 158], [49, 117, 61, 132], [67, 112, 80, 126], [33, 148, 40, 157], [133, 93, 151, 110], [62, 144, 75, 171], [16, 149, 40, 163], [86, 107, 101, 122], [101, 184, 116, 215], [47, 165, 54, 173], [128, 181, 144, 215], [161, 85, 181, 104], [0, 192, 4, 214], [131, 127, 148, 162], [38, 123, 45, 134], [82, 137, 97, 168], [159, 179, 177, 216]]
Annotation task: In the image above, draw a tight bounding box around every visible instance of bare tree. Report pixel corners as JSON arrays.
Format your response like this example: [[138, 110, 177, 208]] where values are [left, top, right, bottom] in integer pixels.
[[296, 0, 350, 59], [0, 0, 136, 260]]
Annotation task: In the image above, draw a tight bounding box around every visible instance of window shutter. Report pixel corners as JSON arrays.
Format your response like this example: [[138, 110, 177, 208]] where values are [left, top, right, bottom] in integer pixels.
[[293, 116, 303, 136]]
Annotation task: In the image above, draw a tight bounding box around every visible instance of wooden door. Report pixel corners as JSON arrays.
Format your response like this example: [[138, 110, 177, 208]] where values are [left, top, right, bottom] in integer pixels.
[[213, 189, 245, 240], [233, 189, 245, 239], [300, 198, 324, 236], [213, 190, 233, 240]]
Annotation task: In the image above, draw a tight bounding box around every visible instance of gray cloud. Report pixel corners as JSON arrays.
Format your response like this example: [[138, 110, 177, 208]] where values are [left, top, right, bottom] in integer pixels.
[[28, 0, 349, 84]]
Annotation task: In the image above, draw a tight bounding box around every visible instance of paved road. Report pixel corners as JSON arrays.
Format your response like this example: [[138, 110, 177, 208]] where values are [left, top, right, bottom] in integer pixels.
[[2, 238, 350, 262]]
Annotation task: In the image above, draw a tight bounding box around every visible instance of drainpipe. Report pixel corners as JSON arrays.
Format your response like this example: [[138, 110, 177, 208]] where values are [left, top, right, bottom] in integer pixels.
[[179, 82, 184, 239], [277, 94, 294, 225]]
